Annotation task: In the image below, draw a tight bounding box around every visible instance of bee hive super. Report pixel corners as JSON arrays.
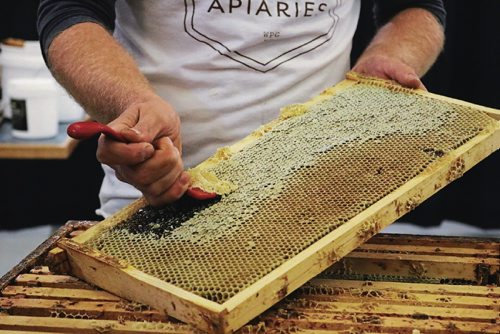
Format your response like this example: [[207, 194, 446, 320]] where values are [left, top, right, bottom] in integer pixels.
[[1, 230, 498, 334], [58, 73, 500, 333]]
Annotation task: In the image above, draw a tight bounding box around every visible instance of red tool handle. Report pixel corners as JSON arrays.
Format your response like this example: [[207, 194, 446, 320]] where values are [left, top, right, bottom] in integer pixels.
[[186, 187, 218, 200], [67, 121, 127, 142], [67, 121, 218, 200]]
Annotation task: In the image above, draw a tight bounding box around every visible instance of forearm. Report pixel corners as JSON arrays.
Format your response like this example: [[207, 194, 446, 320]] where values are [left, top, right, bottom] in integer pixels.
[[356, 8, 444, 77], [48, 22, 157, 123]]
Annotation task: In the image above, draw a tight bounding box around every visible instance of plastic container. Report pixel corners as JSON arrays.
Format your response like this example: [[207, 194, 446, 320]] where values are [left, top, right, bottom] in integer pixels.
[[8, 78, 59, 139], [0, 41, 51, 118], [57, 85, 84, 122]]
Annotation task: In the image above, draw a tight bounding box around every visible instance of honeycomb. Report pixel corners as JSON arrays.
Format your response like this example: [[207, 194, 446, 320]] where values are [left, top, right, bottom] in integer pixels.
[[85, 80, 497, 304]]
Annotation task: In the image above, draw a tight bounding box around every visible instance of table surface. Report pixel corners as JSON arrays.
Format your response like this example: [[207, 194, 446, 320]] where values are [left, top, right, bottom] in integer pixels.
[[0, 119, 80, 159]]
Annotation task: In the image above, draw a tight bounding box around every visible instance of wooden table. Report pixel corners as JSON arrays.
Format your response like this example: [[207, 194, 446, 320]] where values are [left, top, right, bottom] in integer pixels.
[[0, 120, 79, 159], [0, 221, 498, 333]]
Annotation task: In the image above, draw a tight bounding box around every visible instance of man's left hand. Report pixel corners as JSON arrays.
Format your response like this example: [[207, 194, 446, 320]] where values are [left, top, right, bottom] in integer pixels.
[[352, 54, 426, 90]]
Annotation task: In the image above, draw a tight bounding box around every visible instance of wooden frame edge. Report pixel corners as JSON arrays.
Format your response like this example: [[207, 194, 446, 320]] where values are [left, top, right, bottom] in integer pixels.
[[0, 221, 95, 291], [58, 238, 226, 333], [219, 125, 500, 332], [346, 71, 500, 119], [72, 198, 147, 244]]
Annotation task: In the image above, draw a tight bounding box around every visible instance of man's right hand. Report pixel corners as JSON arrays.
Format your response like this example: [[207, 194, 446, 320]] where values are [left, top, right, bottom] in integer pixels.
[[44, 23, 191, 206], [96, 96, 191, 207]]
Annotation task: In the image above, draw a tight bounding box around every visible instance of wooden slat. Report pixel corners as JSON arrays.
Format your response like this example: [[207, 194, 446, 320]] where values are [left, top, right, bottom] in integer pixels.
[[256, 316, 500, 334], [343, 252, 498, 265], [305, 279, 500, 297], [1, 286, 120, 302], [0, 331, 65, 334], [323, 255, 496, 284], [45, 248, 71, 274], [325, 235, 500, 285], [367, 234, 499, 250], [0, 221, 96, 292], [0, 315, 197, 334], [286, 302, 497, 321], [14, 274, 93, 290], [292, 290, 498, 309], [0, 298, 165, 322], [356, 242, 499, 257]]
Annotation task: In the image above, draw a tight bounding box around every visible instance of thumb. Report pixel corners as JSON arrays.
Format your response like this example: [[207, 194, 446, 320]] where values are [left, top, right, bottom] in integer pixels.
[[397, 72, 426, 90], [108, 106, 153, 144], [120, 127, 148, 143], [387, 62, 426, 90]]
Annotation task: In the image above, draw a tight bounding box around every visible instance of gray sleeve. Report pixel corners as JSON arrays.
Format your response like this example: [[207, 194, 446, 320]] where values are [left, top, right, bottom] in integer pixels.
[[374, 0, 446, 28], [37, 0, 117, 65]]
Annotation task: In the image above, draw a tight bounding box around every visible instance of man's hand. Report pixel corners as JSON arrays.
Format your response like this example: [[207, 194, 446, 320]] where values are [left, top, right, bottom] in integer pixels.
[[96, 96, 190, 206], [353, 54, 426, 90], [47, 23, 191, 207], [353, 8, 444, 90]]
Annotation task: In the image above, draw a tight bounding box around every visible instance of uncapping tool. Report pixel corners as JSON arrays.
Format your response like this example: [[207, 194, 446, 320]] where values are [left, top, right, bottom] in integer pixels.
[[67, 121, 218, 200]]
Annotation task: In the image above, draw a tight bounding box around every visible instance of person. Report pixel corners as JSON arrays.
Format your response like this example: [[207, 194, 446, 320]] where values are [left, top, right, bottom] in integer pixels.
[[38, 0, 446, 218]]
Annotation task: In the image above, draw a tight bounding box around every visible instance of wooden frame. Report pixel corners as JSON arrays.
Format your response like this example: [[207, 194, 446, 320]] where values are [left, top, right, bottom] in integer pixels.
[[323, 233, 500, 285], [58, 74, 500, 333], [0, 221, 95, 292]]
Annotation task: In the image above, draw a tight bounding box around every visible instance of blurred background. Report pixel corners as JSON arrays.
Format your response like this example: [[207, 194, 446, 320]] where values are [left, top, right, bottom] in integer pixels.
[[0, 0, 499, 275]]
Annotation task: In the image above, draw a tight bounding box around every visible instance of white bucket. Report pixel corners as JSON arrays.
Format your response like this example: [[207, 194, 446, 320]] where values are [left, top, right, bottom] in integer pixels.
[[0, 41, 51, 118], [9, 78, 59, 139], [57, 85, 85, 122]]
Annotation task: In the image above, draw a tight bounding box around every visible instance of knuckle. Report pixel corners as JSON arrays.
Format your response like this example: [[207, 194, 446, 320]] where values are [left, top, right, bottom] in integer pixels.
[[96, 137, 109, 162], [146, 183, 166, 198], [145, 195, 161, 208], [165, 188, 183, 203], [172, 186, 186, 200], [146, 193, 170, 208], [131, 148, 147, 163], [131, 168, 148, 185], [162, 149, 178, 165], [171, 179, 189, 199], [95, 148, 107, 163], [119, 168, 143, 187]]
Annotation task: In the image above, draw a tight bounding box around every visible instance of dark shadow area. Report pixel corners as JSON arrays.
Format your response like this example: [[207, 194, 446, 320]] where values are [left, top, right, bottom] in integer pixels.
[[0, 138, 103, 229]]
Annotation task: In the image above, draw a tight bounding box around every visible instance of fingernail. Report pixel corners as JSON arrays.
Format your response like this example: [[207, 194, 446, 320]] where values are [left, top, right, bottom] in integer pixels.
[[406, 73, 418, 81], [143, 144, 154, 160]]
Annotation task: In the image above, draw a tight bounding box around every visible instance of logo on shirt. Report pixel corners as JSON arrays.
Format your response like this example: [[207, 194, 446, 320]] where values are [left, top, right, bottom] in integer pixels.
[[184, 0, 340, 72]]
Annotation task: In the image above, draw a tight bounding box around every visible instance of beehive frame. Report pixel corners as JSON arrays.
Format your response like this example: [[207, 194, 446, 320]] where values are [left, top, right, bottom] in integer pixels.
[[59, 73, 500, 333]]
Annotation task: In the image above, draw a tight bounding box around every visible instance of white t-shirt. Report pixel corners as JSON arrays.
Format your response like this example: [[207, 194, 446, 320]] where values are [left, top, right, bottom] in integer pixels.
[[97, 0, 361, 217]]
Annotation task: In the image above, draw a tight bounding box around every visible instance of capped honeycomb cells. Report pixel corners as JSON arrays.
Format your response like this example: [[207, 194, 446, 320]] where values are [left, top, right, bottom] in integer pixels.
[[85, 83, 496, 304]]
